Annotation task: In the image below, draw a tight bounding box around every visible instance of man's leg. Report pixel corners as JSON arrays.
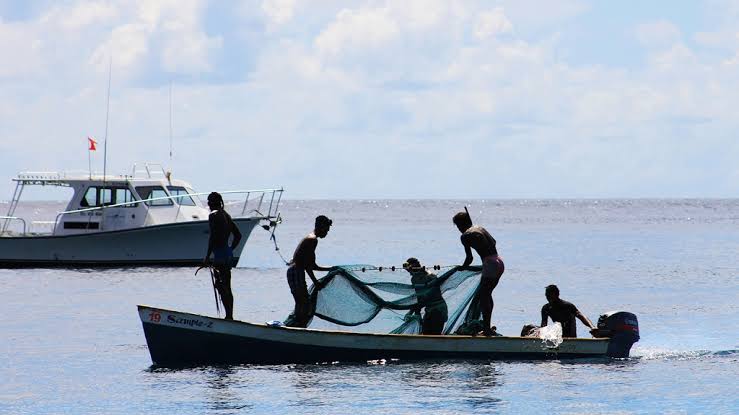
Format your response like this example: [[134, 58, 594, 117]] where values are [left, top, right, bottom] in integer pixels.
[[479, 278, 495, 335], [293, 281, 310, 328], [215, 266, 234, 320], [286, 267, 310, 328], [480, 258, 504, 335]]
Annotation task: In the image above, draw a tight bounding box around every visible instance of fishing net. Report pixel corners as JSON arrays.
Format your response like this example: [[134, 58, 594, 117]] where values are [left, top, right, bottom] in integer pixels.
[[284, 265, 486, 335]]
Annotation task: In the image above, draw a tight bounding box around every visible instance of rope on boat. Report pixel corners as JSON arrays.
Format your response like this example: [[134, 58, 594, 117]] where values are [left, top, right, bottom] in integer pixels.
[[260, 212, 290, 266]]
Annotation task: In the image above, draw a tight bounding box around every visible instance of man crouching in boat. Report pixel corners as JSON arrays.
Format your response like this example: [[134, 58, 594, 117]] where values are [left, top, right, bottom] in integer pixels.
[[204, 192, 242, 320], [403, 258, 448, 335], [541, 284, 596, 337], [285, 215, 334, 328], [453, 210, 504, 336]]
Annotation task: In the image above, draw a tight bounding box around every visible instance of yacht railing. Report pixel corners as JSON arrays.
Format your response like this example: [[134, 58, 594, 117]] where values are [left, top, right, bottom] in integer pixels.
[[0, 216, 27, 236], [131, 162, 167, 179], [49, 188, 284, 235]]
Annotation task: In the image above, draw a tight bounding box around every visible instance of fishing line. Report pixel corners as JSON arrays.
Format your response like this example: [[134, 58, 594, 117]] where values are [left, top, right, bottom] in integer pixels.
[[195, 265, 221, 317]]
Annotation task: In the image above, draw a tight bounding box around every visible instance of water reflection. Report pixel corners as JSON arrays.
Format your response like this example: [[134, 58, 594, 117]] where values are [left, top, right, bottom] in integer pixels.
[[456, 362, 504, 410], [203, 366, 253, 412]]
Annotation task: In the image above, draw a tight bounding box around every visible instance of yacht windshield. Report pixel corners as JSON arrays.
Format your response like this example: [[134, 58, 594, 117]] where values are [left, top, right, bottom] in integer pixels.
[[167, 186, 196, 206], [135, 186, 173, 206]]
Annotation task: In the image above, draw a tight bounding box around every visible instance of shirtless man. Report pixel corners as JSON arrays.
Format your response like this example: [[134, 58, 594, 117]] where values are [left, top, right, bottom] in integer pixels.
[[403, 257, 448, 335], [541, 284, 596, 338], [285, 215, 333, 328], [204, 192, 242, 320], [453, 210, 504, 336]]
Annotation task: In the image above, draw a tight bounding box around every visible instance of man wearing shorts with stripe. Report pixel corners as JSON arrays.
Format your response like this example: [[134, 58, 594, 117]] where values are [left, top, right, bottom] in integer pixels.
[[285, 215, 333, 328], [454, 210, 504, 336]]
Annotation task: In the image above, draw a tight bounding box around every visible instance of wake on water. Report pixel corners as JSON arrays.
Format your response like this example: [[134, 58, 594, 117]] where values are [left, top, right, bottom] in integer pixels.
[[630, 347, 738, 361]]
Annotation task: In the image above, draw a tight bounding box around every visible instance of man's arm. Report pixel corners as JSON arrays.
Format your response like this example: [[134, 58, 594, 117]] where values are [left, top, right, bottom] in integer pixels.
[[296, 238, 326, 287], [540, 307, 549, 327], [229, 217, 242, 250], [305, 268, 321, 286], [204, 215, 215, 263], [460, 236, 474, 269], [576, 310, 596, 331]]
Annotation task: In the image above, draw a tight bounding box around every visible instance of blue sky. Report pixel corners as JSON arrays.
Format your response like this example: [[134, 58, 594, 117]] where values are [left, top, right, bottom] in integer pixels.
[[0, 0, 737, 199]]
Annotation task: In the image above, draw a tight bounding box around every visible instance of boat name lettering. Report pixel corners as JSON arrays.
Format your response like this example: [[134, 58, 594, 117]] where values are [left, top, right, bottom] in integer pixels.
[[167, 314, 213, 328]]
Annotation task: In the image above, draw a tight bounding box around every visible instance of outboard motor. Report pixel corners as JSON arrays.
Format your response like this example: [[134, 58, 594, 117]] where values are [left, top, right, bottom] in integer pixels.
[[592, 311, 640, 358]]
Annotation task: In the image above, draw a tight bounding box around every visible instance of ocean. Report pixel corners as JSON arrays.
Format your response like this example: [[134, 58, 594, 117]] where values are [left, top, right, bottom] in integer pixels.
[[1, 199, 737, 414]]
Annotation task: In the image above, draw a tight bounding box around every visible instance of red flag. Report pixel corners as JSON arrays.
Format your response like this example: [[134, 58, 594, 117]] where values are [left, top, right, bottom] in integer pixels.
[[88, 136, 97, 151]]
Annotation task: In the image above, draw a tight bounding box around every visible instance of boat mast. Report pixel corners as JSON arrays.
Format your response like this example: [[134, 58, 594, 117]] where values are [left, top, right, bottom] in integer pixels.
[[100, 56, 112, 231]]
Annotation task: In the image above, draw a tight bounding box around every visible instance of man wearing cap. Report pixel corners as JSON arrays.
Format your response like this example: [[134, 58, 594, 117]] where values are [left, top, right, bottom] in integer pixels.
[[204, 192, 242, 320], [453, 210, 504, 336], [285, 215, 334, 328], [403, 257, 448, 335], [541, 284, 596, 338]]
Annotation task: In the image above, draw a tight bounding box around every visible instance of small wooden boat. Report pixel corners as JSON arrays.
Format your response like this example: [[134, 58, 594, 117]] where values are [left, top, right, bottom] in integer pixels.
[[138, 305, 639, 366]]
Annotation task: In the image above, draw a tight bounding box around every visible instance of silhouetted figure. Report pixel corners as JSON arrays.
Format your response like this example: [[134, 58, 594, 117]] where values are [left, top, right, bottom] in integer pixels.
[[541, 284, 596, 338], [285, 215, 333, 328], [204, 192, 242, 320], [454, 210, 504, 336], [403, 257, 448, 335]]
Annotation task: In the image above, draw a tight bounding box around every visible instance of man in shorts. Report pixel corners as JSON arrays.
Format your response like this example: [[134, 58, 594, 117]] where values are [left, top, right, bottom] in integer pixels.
[[285, 215, 333, 328], [454, 210, 504, 336], [204, 192, 242, 320]]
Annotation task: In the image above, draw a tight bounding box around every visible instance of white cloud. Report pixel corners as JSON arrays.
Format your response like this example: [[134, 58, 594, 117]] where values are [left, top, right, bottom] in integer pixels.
[[1, 1, 739, 198], [315, 7, 399, 57], [41, 1, 118, 30], [262, 0, 296, 25], [635, 20, 681, 48], [475, 8, 513, 39], [89, 23, 151, 71], [0, 19, 43, 77]]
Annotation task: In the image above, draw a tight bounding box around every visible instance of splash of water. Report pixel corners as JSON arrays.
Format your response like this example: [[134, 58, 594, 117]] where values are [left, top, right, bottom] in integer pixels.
[[539, 322, 563, 348]]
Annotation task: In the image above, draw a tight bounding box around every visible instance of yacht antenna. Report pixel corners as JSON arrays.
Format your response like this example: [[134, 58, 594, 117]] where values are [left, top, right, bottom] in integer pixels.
[[168, 80, 173, 166], [103, 56, 112, 186]]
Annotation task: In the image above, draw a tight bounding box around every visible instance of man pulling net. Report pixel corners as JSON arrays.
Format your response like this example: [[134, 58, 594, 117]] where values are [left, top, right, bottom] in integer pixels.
[[403, 258, 448, 335], [287, 263, 483, 335]]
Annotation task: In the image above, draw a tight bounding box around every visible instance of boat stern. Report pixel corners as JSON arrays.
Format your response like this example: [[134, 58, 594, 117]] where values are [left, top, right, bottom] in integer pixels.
[[593, 311, 640, 358]]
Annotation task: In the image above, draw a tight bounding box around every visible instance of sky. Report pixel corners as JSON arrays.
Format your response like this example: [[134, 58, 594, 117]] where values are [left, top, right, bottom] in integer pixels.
[[0, 0, 738, 199]]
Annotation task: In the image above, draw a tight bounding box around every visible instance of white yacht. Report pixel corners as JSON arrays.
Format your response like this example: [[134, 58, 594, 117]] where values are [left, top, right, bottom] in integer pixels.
[[0, 163, 283, 267]]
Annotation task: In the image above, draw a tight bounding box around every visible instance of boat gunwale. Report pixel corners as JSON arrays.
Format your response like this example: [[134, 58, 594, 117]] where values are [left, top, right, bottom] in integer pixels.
[[0, 216, 258, 241], [137, 304, 610, 343]]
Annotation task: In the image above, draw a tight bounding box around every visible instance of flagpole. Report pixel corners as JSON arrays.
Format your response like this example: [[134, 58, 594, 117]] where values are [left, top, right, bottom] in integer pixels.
[[88, 144, 92, 179]]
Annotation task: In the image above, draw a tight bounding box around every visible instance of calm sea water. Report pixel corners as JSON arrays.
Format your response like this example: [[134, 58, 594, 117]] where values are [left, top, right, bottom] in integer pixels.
[[1, 199, 737, 414]]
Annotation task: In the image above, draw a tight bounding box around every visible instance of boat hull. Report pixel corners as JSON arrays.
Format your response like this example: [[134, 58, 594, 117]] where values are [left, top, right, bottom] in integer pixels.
[[0, 218, 258, 267], [138, 305, 615, 366]]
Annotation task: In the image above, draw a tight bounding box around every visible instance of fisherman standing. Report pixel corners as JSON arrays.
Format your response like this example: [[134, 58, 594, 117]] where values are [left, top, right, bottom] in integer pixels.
[[453, 209, 504, 336], [285, 215, 334, 328], [203, 192, 242, 320]]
